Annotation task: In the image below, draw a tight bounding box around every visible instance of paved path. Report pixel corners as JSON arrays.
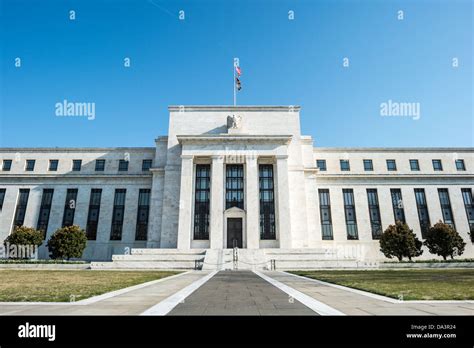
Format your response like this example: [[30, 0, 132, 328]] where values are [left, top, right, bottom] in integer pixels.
[[265, 271, 474, 315], [0, 271, 208, 315], [0, 270, 472, 316], [168, 271, 316, 315]]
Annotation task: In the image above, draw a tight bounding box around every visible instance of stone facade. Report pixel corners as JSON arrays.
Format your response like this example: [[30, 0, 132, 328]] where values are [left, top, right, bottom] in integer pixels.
[[0, 106, 473, 261]]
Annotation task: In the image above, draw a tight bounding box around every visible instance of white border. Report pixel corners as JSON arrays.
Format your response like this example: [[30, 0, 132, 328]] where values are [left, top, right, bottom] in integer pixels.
[[141, 270, 218, 315], [253, 270, 345, 315]]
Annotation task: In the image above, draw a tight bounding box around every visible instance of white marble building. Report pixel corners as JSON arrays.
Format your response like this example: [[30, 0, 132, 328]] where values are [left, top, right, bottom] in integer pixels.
[[0, 106, 473, 263]]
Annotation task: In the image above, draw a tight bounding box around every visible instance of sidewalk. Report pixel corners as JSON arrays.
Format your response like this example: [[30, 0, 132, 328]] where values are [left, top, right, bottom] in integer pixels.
[[0, 271, 209, 315], [263, 271, 474, 315]]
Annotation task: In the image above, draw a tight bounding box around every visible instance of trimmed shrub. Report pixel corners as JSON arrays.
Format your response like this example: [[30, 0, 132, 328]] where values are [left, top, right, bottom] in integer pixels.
[[47, 225, 87, 260], [424, 221, 466, 260], [379, 221, 423, 261], [3, 226, 43, 259]]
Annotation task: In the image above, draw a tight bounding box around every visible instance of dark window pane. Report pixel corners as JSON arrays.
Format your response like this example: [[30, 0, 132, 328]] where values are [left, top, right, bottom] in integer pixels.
[[95, 159, 105, 171], [136, 189, 151, 240], [316, 160, 326, 171], [72, 160, 82, 171], [194, 165, 210, 240], [260, 164, 276, 240], [37, 189, 54, 239], [414, 189, 430, 238], [391, 189, 406, 224], [62, 189, 78, 227], [110, 189, 126, 240], [319, 189, 333, 240], [343, 189, 358, 239], [14, 189, 30, 227]]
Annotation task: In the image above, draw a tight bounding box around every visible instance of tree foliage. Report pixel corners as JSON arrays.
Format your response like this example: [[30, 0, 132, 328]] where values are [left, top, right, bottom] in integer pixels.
[[47, 225, 87, 260], [379, 221, 423, 261], [424, 221, 466, 260]]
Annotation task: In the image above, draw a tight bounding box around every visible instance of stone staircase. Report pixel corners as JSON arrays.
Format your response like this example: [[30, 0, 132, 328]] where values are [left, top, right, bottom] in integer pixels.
[[90, 249, 206, 270], [263, 248, 362, 270], [91, 248, 377, 270]]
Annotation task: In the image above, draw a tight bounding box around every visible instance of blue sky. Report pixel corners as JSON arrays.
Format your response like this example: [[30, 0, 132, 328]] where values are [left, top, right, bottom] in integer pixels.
[[0, 0, 472, 148]]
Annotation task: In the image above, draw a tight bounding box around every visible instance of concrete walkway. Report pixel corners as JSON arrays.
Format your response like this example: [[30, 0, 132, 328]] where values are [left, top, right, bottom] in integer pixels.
[[265, 271, 474, 315], [0, 270, 472, 316], [168, 270, 317, 315], [0, 271, 209, 315]]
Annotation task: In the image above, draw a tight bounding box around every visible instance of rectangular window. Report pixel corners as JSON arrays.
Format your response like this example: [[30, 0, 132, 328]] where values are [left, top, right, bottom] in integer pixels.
[[0, 189, 6, 210], [386, 159, 397, 171], [410, 159, 420, 171], [226, 164, 244, 209], [363, 159, 373, 171], [340, 160, 350, 171], [414, 189, 430, 238], [2, 160, 12, 171], [25, 160, 35, 171], [49, 160, 59, 171], [343, 189, 358, 239], [14, 189, 30, 227], [142, 159, 152, 172], [438, 189, 455, 229], [194, 165, 210, 240], [461, 188, 474, 235], [62, 189, 78, 227], [72, 160, 82, 171], [136, 189, 151, 241], [95, 159, 105, 171], [316, 160, 326, 171], [456, 159, 466, 171], [118, 160, 129, 172], [110, 189, 126, 240], [259, 164, 276, 240], [432, 159, 443, 171], [367, 189, 382, 239], [318, 189, 333, 240], [86, 189, 102, 240], [391, 189, 406, 223], [37, 189, 54, 238]]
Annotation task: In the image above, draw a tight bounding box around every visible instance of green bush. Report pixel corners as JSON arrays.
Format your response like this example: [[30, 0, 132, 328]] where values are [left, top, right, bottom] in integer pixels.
[[3, 226, 43, 259], [379, 221, 423, 261], [424, 221, 466, 260], [47, 225, 87, 260]]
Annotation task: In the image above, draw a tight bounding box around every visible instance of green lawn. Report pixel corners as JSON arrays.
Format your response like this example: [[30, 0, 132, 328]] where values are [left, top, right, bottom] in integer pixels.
[[289, 269, 474, 300], [0, 270, 179, 302]]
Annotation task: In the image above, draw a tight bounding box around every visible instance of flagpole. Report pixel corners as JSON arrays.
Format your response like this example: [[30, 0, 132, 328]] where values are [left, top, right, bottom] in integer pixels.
[[233, 60, 236, 106]]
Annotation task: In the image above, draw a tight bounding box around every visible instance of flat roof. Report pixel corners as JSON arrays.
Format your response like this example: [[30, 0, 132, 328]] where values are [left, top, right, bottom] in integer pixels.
[[168, 105, 301, 112]]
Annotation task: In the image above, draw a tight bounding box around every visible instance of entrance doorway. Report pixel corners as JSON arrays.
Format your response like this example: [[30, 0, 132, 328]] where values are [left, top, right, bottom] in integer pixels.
[[227, 218, 243, 248]]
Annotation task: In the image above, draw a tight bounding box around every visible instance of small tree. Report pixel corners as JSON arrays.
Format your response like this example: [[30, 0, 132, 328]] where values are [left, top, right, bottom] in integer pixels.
[[424, 221, 466, 260], [379, 221, 423, 261], [3, 226, 43, 259], [47, 225, 87, 260]]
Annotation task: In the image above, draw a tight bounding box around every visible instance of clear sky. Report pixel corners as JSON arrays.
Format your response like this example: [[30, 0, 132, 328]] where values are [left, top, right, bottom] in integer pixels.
[[0, 0, 472, 148]]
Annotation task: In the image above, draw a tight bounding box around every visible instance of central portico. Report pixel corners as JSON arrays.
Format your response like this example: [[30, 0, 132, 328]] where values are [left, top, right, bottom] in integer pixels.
[[175, 133, 293, 250], [151, 105, 305, 251]]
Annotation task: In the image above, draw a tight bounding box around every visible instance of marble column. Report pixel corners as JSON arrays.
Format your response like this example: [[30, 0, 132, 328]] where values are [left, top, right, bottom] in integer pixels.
[[276, 155, 292, 248], [210, 155, 224, 249], [246, 156, 260, 249], [177, 155, 194, 249]]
